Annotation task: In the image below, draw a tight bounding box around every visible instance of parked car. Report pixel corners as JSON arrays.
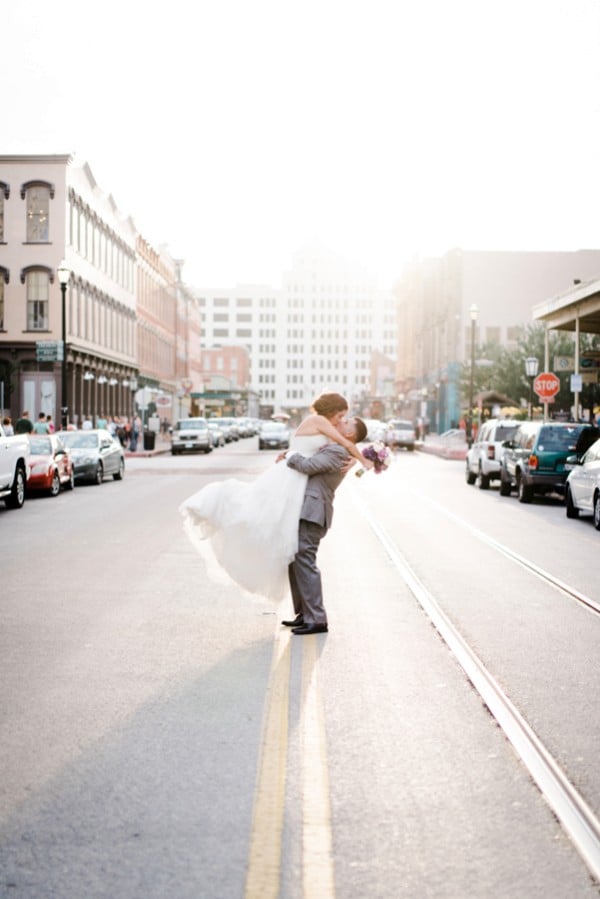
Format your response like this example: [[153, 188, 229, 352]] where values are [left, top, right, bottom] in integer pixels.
[[465, 418, 521, 489], [207, 421, 225, 447], [171, 418, 213, 455], [564, 433, 600, 527], [27, 433, 75, 495], [58, 429, 125, 484], [499, 421, 594, 503], [215, 417, 240, 441], [234, 418, 254, 438], [363, 419, 386, 442], [0, 422, 30, 509], [384, 419, 416, 451], [258, 421, 290, 450]]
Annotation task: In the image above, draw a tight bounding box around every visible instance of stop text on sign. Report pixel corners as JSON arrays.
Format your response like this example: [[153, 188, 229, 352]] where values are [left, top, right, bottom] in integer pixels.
[[534, 372, 560, 399]]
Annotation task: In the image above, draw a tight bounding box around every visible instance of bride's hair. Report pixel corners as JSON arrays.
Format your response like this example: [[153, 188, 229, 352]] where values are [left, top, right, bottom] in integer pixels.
[[312, 393, 348, 418]]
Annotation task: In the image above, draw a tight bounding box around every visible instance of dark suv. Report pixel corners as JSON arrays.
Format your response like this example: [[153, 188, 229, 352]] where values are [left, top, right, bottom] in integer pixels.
[[499, 421, 593, 503]]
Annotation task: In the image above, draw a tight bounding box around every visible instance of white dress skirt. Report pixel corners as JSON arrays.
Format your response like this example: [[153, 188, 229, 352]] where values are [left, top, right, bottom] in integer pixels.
[[179, 434, 327, 602]]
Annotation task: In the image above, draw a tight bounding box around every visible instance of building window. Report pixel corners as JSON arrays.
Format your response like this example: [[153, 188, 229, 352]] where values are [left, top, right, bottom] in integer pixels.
[[26, 270, 49, 330], [214, 297, 229, 306], [0, 280, 3, 329], [26, 185, 50, 242], [0, 193, 4, 242]]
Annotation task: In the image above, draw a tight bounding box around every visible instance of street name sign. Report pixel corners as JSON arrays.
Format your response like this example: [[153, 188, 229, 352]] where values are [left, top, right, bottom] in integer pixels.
[[36, 340, 64, 362]]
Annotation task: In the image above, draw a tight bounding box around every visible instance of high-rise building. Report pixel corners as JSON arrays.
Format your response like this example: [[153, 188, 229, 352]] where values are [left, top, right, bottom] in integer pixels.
[[194, 244, 396, 415], [394, 248, 600, 431]]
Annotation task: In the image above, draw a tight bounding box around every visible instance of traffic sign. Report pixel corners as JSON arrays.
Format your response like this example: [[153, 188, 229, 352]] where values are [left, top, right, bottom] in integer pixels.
[[533, 371, 560, 400]]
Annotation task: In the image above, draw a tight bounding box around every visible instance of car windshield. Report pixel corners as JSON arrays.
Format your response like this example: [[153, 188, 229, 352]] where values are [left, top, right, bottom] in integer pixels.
[[538, 425, 584, 451], [29, 436, 52, 454], [60, 432, 99, 449], [262, 423, 286, 432], [177, 420, 207, 430]]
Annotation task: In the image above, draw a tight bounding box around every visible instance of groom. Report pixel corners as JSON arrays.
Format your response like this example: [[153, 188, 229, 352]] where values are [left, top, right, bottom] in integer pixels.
[[282, 416, 368, 635]]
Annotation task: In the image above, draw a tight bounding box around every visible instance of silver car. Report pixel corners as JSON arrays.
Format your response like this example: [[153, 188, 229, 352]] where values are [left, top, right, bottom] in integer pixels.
[[384, 419, 416, 451], [565, 434, 600, 527], [57, 429, 125, 485], [171, 418, 213, 455]]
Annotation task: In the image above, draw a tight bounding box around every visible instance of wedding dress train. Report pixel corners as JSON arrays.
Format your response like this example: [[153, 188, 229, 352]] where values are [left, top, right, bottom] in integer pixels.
[[179, 434, 326, 601]]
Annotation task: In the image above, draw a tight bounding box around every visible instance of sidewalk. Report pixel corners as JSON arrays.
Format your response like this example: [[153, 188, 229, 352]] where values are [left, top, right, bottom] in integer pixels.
[[416, 433, 468, 460], [124, 434, 171, 458]]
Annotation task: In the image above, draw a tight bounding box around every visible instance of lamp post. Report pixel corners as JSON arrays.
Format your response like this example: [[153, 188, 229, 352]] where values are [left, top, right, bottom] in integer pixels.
[[525, 356, 539, 419], [467, 304, 479, 446], [57, 262, 70, 430]]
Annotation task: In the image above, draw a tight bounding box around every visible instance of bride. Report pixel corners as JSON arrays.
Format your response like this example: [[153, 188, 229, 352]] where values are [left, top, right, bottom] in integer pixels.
[[179, 393, 371, 602]]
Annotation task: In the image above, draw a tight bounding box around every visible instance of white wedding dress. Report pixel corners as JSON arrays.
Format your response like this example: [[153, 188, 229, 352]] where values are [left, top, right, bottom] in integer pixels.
[[179, 434, 327, 602]]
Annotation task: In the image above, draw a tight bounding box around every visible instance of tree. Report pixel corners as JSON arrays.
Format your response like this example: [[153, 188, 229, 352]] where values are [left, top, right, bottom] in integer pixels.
[[459, 323, 600, 419]]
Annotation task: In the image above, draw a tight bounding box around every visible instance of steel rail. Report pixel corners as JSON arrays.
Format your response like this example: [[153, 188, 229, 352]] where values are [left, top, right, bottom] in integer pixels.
[[355, 494, 600, 885], [418, 494, 600, 616]]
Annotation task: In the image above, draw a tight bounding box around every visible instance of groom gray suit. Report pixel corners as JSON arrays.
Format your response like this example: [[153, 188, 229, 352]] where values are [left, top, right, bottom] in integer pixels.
[[286, 443, 350, 630]]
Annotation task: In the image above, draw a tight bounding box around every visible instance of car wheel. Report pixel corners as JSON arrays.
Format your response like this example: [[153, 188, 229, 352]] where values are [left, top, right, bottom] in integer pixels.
[[49, 470, 61, 497], [113, 458, 125, 481], [465, 461, 476, 485], [65, 470, 75, 490], [594, 493, 600, 531], [94, 462, 104, 485], [477, 466, 490, 490], [517, 474, 533, 503], [5, 466, 25, 509], [565, 487, 579, 519], [499, 470, 512, 496]]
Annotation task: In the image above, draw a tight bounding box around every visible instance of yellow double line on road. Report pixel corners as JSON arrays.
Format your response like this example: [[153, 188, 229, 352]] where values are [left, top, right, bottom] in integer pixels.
[[245, 628, 335, 899]]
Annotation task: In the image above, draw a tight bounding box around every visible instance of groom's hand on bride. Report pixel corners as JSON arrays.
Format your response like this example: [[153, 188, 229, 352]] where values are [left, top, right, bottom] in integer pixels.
[[340, 457, 356, 474]]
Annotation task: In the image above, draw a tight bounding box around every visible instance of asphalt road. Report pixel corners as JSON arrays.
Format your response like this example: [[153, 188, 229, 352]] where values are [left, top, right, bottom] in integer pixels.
[[1, 440, 599, 898]]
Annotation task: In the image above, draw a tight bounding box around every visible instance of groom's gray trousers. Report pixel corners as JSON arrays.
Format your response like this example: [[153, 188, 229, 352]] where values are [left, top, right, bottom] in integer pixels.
[[286, 443, 349, 627], [288, 519, 328, 626]]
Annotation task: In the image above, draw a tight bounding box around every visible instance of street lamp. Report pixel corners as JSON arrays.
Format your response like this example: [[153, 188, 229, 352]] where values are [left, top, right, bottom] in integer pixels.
[[57, 261, 70, 430], [467, 304, 479, 446], [525, 356, 539, 419]]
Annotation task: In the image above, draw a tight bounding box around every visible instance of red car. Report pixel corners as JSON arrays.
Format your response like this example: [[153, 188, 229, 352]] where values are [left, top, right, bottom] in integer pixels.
[[27, 434, 75, 496]]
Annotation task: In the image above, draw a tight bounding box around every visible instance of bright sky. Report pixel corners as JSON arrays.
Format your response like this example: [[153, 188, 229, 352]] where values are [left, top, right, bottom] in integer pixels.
[[4, 0, 600, 287]]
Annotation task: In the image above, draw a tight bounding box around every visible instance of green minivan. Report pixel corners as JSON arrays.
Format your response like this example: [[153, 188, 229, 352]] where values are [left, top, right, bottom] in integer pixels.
[[499, 421, 595, 503]]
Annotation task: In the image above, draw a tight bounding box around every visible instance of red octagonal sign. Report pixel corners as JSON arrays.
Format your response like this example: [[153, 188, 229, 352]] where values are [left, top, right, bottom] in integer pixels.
[[534, 371, 560, 399]]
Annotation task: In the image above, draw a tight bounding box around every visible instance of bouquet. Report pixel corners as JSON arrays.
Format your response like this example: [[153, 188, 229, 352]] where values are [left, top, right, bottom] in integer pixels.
[[355, 441, 391, 477]]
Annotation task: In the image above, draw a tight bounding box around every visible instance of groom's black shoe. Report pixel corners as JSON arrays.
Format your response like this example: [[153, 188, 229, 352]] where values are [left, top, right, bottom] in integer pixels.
[[292, 623, 328, 635], [282, 615, 304, 627]]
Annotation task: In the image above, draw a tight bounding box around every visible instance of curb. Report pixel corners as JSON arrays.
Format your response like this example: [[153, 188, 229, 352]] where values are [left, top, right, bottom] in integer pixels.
[[417, 442, 467, 461]]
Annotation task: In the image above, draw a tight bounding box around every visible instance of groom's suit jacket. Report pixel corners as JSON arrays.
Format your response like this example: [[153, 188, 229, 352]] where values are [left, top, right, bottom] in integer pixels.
[[286, 443, 349, 530]]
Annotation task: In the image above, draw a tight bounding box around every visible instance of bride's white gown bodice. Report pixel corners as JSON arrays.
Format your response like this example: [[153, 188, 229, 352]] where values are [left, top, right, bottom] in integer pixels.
[[179, 434, 327, 601]]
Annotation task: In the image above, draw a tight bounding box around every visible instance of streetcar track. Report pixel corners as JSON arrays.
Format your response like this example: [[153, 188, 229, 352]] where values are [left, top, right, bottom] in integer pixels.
[[353, 490, 600, 885], [413, 490, 600, 617]]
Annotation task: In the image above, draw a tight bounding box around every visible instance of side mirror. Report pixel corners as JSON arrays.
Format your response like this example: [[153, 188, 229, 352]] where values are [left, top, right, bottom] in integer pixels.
[[566, 453, 581, 465], [502, 439, 514, 449]]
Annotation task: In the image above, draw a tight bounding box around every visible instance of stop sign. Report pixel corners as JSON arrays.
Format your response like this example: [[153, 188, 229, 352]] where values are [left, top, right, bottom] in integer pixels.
[[533, 371, 560, 399]]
